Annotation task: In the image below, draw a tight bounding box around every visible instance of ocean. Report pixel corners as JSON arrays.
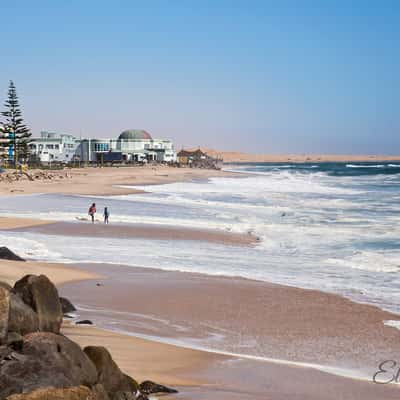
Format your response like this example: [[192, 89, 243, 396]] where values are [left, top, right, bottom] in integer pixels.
[[1, 161, 400, 315]]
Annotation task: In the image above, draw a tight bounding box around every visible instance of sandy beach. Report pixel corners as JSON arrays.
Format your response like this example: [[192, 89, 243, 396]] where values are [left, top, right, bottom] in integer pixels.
[[1, 257, 399, 399], [0, 165, 239, 196], [1, 166, 400, 399]]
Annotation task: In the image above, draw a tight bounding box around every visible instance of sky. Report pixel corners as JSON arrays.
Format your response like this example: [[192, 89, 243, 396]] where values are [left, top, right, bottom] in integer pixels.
[[0, 1, 398, 154]]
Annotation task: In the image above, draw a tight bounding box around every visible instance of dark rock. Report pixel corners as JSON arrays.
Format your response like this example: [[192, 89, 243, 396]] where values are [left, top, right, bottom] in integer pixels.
[[14, 275, 62, 334], [6, 332, 23, 351], [0, 332, 98, 398], [139, 381, 178, 394], [0, 248, 25, 262], [83, 346, 139, 398], [76, 320, 93, 325], [8, 292, 39, 336], [60, 297, 76, 314], [0, 287, 10, 344], [23, 332, 98, 386]]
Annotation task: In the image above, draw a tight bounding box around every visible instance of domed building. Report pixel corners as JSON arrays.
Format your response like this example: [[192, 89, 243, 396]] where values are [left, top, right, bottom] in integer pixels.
[[74, 129, 176, 164], [118, 129, 152, 141]]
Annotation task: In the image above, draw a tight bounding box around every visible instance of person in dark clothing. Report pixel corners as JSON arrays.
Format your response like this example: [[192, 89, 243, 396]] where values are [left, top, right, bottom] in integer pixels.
[[103, 207, 109, 224], [88, 203, 96, 223]]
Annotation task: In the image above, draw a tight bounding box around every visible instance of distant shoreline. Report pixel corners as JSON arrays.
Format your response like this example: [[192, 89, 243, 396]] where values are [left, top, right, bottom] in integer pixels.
[[223, 157, 400, 164]]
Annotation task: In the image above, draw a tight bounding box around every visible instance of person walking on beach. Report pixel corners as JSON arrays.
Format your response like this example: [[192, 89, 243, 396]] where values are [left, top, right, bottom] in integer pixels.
[[88, 203, 96, 223], [103, 207, 109, 224]]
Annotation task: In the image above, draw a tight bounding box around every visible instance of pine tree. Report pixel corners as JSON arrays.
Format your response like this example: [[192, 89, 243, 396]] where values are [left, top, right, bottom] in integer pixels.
[[1, 81, 31, 166]]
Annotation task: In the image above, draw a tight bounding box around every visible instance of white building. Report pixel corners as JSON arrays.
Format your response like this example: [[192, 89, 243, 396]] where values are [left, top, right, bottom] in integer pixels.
[[29, 129, 176, 164], [28, 131, 79, 164]]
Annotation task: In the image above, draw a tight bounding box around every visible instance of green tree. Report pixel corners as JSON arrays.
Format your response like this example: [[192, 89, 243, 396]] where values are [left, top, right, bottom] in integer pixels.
[[1, 81, 31, 166]]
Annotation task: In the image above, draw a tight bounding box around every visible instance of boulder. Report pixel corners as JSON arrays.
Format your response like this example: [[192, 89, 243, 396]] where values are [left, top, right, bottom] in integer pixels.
[[83, 346, 138, 398], [0, 287, 10, 344], [22, 332, 98, 387], [59, 297, 76, 314], [0, 248, 25, 262], [76, 320, 93, 325], [6, 385, 104, 400], [139, 381, 178, 394], [8, 293, 39, 336], [0, 332, 98, 398], [14, 275, 62, 334]]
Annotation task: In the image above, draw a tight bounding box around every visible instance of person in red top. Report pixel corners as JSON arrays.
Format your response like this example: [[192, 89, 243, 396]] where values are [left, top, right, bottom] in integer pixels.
[[88, 203, 96, 223]]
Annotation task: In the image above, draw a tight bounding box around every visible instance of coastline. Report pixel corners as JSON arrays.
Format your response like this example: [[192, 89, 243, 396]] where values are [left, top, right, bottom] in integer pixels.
[[1, 166, 400, 398], [1, 258, 399, 399], [0, 165, 239, 196], [200, 150, 400, 163], [59, 263, 400, 379]]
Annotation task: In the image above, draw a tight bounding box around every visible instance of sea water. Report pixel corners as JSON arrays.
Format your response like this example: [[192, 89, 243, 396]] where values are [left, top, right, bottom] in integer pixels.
[[0, 162, 400, 315]]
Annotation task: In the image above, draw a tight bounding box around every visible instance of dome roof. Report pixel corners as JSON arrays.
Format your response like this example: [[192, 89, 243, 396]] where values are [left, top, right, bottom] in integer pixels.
[[118, 129, 152, 140]]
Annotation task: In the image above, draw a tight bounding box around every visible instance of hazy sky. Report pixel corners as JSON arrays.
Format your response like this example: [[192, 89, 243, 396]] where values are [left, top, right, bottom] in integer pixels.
[[0, 1, 398, 154]]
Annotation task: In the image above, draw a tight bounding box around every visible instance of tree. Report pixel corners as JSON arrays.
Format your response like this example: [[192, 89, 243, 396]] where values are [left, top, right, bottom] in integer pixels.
[[1, 81, 31, 166], [0, 122, 7, 161]]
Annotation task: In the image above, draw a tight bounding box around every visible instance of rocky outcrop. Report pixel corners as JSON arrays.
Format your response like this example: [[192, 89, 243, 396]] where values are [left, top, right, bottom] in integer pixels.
[[0, 171, 72, 185], [0, 248, 25, 262], [0, 274, 177, 400], [14, 275, 62, 334], [84, 346, 139, 399], [0, 333, 98, 397], [59, 297, 76, 314]]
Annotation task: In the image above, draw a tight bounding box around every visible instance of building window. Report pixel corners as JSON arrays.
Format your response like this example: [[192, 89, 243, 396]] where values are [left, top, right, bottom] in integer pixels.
[[55, 144, 60, 149], [94, 143, 109, 152], [46, 144, 54, 149]]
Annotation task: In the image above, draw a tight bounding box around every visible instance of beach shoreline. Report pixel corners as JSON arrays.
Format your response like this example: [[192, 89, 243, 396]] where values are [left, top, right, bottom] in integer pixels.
[[1, 257, 399, 399], [1, 166, 400, 398], [0, 165, 240, 196]]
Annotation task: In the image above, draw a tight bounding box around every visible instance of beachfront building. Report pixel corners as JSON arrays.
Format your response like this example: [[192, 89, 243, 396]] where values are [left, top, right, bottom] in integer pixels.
[[77, 130, 176, 163], [177, 149, 222, 169], [28, 131, 79, 164], [28, 129, 177, 165]]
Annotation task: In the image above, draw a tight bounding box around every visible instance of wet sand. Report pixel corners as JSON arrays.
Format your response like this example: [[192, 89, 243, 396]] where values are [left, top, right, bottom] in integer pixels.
[[0, 254, 399, 398], [59, 263, 400, 399], [6, 220, 257, 246], [59, 264, 400, 377]]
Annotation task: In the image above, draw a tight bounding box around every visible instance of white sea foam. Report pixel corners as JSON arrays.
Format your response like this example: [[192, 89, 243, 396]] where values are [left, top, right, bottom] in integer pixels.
[[0, 164, 399, 315], [0, 233, 65, 262], [384, 320, 400, 330], [346, 164, 386, 168]]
